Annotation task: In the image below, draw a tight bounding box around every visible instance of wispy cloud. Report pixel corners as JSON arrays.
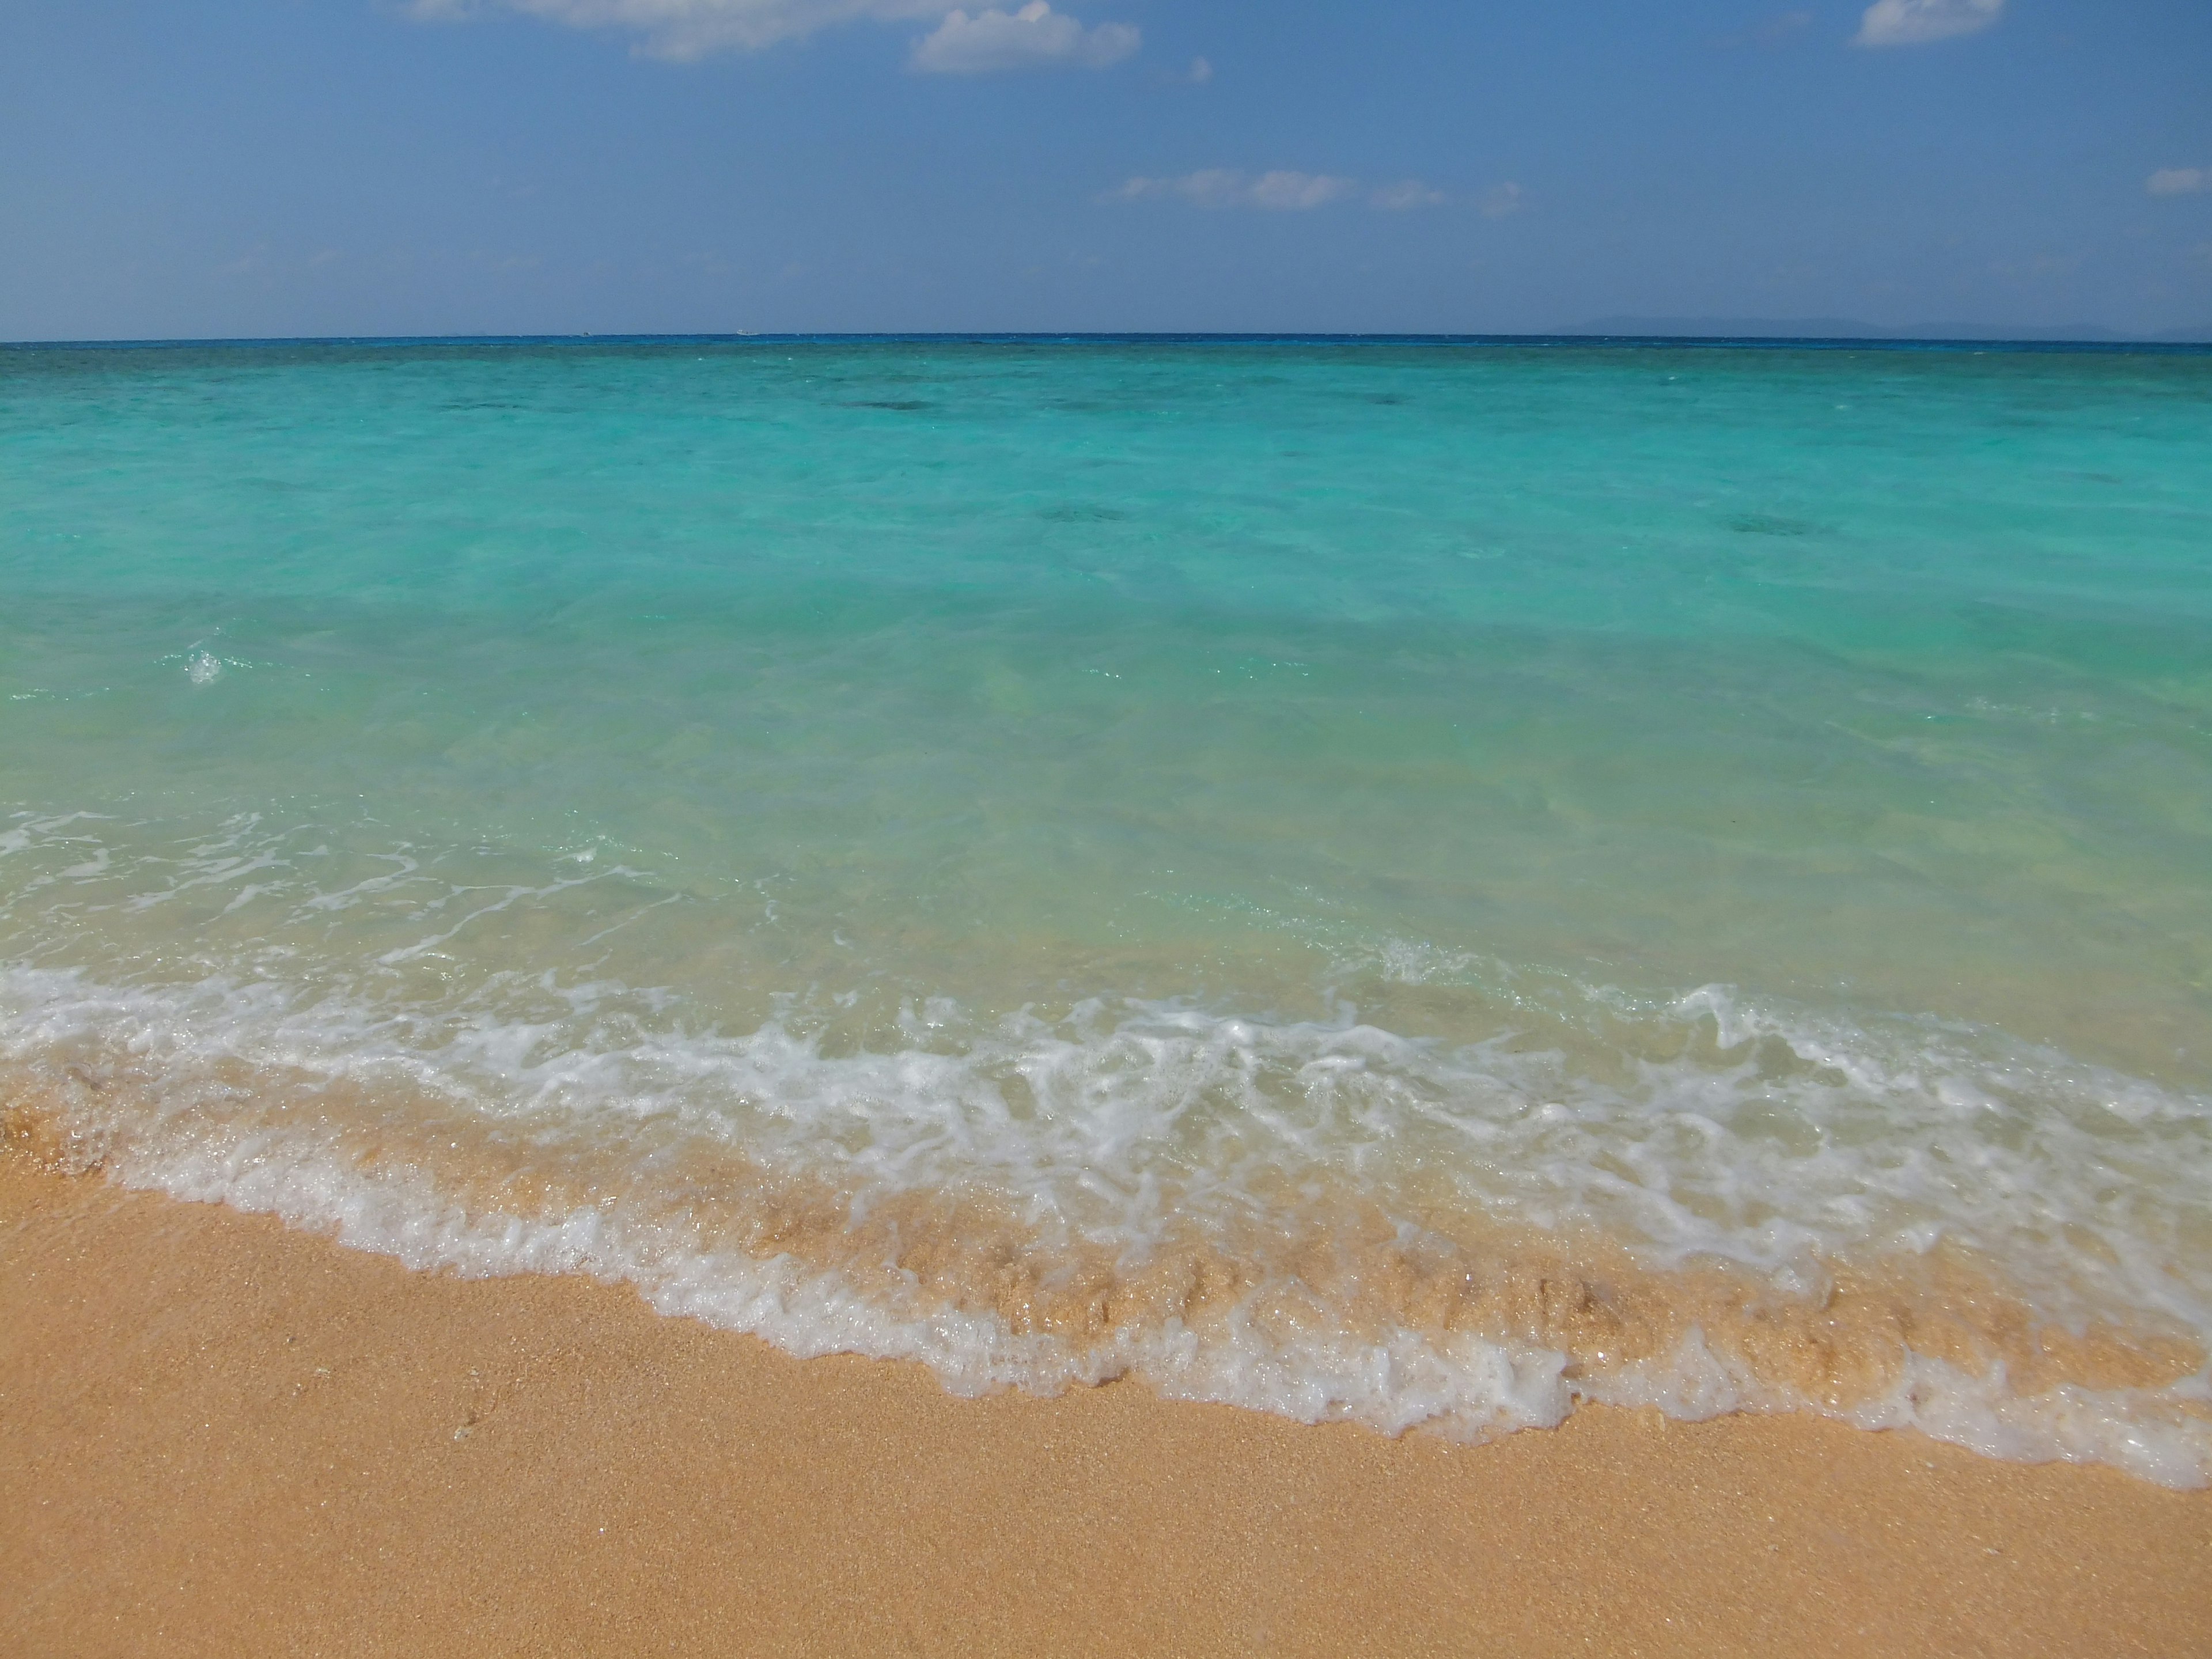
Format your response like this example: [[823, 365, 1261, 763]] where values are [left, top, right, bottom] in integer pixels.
[[2147, 168, 2209, 198], [1149, 53, 1210, 86], [1109, 170, 1357, 210], [1108, 172, 1504, 215], [1371, 180, 1446, 211], [1108, 169, 1240, 207], [910, 3, 1137, 73], [410, 0, 945, 61], [1854, 0, 2003, 48], [1479, 181, 1525, 218], [1249, 171, 1357, 210]]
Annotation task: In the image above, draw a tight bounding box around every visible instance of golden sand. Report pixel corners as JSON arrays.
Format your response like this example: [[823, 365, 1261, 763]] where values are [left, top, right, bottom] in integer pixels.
[[3, 1147, 2208, 1657]]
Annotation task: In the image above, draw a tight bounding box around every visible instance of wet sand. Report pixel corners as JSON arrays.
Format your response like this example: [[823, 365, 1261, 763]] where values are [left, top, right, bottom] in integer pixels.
[[3, 1147, 2207, 1658]]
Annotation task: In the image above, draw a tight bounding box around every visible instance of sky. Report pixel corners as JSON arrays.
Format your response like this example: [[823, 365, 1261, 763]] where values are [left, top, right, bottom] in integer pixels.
[[2, 0, 2210, 340]]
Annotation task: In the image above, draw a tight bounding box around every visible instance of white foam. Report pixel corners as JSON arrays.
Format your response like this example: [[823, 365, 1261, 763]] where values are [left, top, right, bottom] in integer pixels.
[[4, 956, 2210, 1485]]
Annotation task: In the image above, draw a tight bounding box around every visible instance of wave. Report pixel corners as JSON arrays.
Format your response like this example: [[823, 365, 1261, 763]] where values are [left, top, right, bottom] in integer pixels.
[[4, 959, 2207, 1486]]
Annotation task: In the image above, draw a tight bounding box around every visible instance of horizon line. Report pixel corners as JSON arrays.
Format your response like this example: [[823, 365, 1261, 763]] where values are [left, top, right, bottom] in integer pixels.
[[8, 329, 2212, 354]]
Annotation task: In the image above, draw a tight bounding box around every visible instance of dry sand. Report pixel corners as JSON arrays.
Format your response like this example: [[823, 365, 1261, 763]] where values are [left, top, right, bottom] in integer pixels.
[[3, 1148, 2207, 1657]]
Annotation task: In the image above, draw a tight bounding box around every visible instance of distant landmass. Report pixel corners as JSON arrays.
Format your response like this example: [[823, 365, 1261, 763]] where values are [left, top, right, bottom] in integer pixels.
[[1565, 316, 2212, 344]]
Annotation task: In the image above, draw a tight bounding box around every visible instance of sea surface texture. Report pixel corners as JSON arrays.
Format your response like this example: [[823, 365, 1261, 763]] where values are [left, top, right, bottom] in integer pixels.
[[3, 338, 2209, 1483]]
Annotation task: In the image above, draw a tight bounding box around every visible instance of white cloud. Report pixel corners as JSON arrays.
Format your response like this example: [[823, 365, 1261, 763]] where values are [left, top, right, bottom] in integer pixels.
[[1115, 175, 1480, 215], [1187, 56, 1212, 84], [910, 2, 1137, 73], [1109, 169, 1356, 210], [1479, 181, 1525, 218], [1371, 180, 1446, 211], [410, 0, 946, 60], [1854, 0, 2003, 48], [1248, 171, 1356, 210], [2146, 168, 2209, 198], [1109, 169, 1244, 207]]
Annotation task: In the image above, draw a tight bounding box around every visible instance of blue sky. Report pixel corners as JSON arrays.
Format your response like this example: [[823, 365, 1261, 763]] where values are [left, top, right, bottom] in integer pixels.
[[3, 0, 2209, 339]]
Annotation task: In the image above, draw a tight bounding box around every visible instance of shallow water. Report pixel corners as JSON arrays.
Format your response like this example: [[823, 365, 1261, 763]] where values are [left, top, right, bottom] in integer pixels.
[[4, 337, 2210, 1480]]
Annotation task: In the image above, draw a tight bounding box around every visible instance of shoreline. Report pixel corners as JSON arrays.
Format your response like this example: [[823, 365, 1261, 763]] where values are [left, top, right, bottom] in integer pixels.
[[6, 1148, 2209, 1655]]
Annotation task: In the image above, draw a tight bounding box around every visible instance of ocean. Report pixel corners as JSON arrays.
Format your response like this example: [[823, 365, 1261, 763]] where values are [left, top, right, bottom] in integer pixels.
[[4, 336, 2208, 1483]]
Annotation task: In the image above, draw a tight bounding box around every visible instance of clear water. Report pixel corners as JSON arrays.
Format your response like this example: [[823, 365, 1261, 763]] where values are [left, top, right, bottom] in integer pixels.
[[5, 338, 2210, 1480]]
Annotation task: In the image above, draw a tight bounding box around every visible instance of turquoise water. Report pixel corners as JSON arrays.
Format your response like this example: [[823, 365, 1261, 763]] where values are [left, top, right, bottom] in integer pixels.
[[5, 339, 2210, 1480]]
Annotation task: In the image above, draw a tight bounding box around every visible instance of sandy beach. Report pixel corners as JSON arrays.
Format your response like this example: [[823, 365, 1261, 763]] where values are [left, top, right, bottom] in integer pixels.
[[10, 0, 2212, 1645], [4, 1138, 2206, 1658]]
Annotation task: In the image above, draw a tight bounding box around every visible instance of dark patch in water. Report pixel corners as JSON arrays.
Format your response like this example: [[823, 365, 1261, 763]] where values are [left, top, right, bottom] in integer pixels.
[[1729, 513, 1822, 537], [1041, 504, 1131, 522], [846, 399, 934, 412], [1365, 393, 1409, 406]]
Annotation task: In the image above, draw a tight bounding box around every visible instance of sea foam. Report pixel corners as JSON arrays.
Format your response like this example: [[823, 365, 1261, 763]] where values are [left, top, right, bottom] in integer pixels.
[[6, 957, 2207, 1486]]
